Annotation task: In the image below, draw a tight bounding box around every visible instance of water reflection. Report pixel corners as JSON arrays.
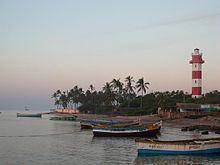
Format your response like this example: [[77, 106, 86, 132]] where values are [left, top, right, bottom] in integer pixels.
[[135, 155, 220, 165]]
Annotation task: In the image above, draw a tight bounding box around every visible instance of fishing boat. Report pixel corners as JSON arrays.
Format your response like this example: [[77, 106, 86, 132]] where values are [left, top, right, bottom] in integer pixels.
[[93, 121, 162, 137], [94, 121, 140, 128], [136, 137, 220, 156], [80, 121, 94, 129], [50, 115, 77, 121], [17, 113, 42, 118], [80, 119, 138, 129]]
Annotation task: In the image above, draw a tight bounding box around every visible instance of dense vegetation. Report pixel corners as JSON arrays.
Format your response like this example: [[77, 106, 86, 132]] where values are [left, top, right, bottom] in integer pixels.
[[52, 76, 220, 116]]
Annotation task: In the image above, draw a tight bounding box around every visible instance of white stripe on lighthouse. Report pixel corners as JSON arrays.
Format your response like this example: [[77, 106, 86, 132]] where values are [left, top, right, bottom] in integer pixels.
[[192, 63, 202, 71], [192, 79, 202, 87]]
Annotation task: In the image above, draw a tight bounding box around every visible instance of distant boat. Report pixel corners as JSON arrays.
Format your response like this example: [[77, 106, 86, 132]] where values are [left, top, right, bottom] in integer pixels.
[[50, 116, 77, 121], [136, 137, 220, 156], [17, 113, 42, 118], [92, 121, 162, 137], [25, 106, 30, 111]]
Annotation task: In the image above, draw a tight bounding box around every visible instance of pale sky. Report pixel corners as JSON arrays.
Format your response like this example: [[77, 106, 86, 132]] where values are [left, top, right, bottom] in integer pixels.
[[0, 0, 220, 110]]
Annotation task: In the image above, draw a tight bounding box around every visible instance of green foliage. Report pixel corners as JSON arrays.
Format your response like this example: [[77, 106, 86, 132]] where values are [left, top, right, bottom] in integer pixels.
[[51, 76, 220, 116]]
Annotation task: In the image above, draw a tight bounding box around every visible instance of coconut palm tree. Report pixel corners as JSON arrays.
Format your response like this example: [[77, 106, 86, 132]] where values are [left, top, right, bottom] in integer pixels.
[[89, 84, 95, 93], [89, 84, 95, 105], [136, 77, 150, 108], [125, 76, 136, 107], [60, 91, 68, 109], [51, 90, 62, 108], [69, 86, 84, 109], [111, 78, 124, 107], [102, 82, 114, 106]]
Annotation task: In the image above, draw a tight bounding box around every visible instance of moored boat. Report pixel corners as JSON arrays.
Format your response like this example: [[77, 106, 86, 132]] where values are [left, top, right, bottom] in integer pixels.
[[136, 137, 220, 156], [17, 113, 42, 118], [80, 119, 134, 129], [93, 120, 140, 128], [93, 121, 162, 137], [50, 116, 77, 121]]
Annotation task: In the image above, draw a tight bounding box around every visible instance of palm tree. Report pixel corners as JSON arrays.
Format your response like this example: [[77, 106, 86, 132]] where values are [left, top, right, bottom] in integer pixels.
[[136, 77, 150, 108], [60, 91, 68, 109], [125, 76, 136, 107], [102, 82, 114, 106], [51, 90, 62, 108], [111, 78, 124, 107], [89, 84, 95, 105], [89, 84, 95, 93], [69, 86, 84, 109]]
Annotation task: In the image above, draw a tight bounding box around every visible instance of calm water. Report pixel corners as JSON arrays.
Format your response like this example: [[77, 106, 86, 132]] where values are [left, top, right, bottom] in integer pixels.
[[0, 110, 220, 165]]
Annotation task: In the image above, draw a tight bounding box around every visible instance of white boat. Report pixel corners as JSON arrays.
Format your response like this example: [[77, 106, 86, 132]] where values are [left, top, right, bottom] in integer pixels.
[[136, 137, 220, 155]]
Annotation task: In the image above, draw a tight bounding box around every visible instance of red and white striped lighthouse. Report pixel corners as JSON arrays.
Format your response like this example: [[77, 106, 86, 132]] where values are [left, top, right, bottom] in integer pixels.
[[189, 48, 205, 98]]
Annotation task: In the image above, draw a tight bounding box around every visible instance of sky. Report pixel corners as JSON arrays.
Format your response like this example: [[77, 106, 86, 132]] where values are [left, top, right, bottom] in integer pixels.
[[0, 0, 220, 110]]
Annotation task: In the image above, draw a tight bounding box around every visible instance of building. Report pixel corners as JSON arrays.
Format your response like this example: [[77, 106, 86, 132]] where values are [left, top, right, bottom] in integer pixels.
[[177, 103, 220, 113]]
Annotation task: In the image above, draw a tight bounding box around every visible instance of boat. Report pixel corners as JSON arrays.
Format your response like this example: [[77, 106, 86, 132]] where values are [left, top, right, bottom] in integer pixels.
[[25, 106, 30, 111], [50, 115, 77, 121], [17, 113, 42, 118], [92, 121, 162, 137], [94, 121, 140, 128], [136, 137, 220, 156], [80, 119, 138, 129], [80, 121, 94, 129]]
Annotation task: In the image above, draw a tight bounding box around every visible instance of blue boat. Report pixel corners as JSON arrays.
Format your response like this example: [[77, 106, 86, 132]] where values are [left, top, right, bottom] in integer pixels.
[[136, 137, 220, 156]]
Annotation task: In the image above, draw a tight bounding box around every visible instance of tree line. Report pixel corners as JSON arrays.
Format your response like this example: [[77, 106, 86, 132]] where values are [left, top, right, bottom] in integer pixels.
[[52, 76, 149, 113], [52, 76, 220, 115]]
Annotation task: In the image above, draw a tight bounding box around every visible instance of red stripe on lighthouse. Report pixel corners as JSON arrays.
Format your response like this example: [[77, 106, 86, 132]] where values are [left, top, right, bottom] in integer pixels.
[[192, 87, 202, 95], [190, 55, 204, 64], [192, 71, 202, 79]]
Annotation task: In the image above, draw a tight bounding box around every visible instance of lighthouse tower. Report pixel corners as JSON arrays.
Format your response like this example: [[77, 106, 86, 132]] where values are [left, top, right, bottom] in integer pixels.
[[189, 48, 205, 98]]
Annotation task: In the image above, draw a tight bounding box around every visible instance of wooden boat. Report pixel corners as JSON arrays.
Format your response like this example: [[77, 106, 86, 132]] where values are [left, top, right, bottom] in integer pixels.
[[80, 119, 139, 129], [80, 121, 94, 129], [136, 137, 220, 156], [93, 120, 140, 128], [50, 116, 77, 121], [17, 113, 42, 118], [93, 121, 162, 137]]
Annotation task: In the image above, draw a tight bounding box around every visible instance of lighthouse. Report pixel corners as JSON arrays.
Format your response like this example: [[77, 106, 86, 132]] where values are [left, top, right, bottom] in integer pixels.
[[189, 48, 205, 98]]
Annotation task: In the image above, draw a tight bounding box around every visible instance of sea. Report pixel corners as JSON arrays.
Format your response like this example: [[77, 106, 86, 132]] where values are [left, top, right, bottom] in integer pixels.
[[0, 110, 220, 165]]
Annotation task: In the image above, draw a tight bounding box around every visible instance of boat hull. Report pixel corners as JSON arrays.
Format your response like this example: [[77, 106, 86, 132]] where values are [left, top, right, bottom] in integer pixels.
[[80, 122, 93, 129], [136, 137, 220, 156], [17, 113, 42, 118], [93, 128, 160, 137], [138, 148, 220, 156], [50, 116, 77, 121]]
